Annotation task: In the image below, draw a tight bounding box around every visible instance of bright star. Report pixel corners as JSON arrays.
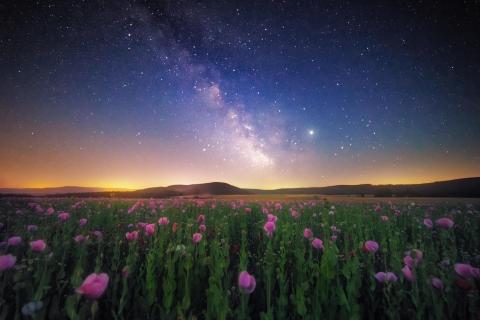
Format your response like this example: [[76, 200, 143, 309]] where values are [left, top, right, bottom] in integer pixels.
[[308, 129, 315, 136]]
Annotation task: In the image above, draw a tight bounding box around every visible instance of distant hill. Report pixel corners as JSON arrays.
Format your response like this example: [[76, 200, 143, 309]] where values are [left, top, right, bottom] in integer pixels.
[[0, 186, 130, 196], [247, 177, 480, 197], [139, 182, 250, 196], [1, 178, 479, 198]]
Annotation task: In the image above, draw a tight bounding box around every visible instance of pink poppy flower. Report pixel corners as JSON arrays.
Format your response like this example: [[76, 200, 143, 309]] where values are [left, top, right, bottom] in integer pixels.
[[0, 254, 16, 271], [263, 221, 276, 238], [192, 233, 202, 244], [435, 217, 454, 229], [92, 230, 103, 239], [423, 218, 433, 229], [244, 208, 252, 213], [145, 224, 156, 236], [172, 222, 178, 233], [58, 212, 70, 221], [267, 214, 277, 223], [363, 240, 379, 253], [8, 236, 22, 246], [76, 273, 109, 299], [380, 215, 389, 222], [404, 255, 415, 268], [30, 240, 46, 252], [375, 272, 397, 283], [74, 235, 86, 243], [197, 214, 205, 224], [303, 228, 313, 239], [79, 218, 88, 227], [238, 271, 256, 294], [402, 265, 415, 282], [454, 263, 475, 278], [199, 224, 206, 233], [125, 231, 139, 241], [46, 207, 55, 216], [290, 209, 300, 219], [312, 238, 324, 250], [431, 277, 443, 290], [158, 217, 169, 226]]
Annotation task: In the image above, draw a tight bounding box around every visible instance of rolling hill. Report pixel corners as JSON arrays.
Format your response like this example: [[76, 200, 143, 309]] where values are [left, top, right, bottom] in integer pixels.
[[1, 178, 479, 198]]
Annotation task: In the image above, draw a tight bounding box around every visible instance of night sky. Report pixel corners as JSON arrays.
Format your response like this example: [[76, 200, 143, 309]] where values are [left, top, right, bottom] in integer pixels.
[[1, 1, 479, 189]]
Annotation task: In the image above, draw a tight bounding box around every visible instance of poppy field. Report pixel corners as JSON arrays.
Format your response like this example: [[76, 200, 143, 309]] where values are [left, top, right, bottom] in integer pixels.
[[0, 198, 479, 319]]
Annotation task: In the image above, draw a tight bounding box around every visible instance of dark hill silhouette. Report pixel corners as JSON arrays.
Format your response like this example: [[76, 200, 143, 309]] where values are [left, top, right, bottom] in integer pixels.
[[247, 177, 480, 197], [1, 178, 479, 198], [0, 186, 129, 196]]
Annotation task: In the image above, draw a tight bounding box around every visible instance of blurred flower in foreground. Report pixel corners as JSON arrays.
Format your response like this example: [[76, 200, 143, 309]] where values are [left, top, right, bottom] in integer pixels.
[[76, 273, 109, 299], [238, 271, 256, 294]]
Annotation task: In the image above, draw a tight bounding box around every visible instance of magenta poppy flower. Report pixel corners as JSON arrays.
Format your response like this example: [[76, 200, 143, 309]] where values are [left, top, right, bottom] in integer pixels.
[[199, 224, 206, 233], [312, 238, 324, 250], [46, 207, 55, 216], [454, 263, 475, 278], [290, 209, 300, 219], [375, 272, 397, 283], [402, 265, 415, 282], [92, 230, 103, 239], [267, 214, 277, 223], [158, 217, 169, 226], [74, 235, 86, 243], [435, 217, 454, 229], [197, 214, 205, 224], [192, 232, 202, 244], [263, 221, 276, 238], [125, 231, 139, 241], [303, 228, 313, 239], [0, 254, 16, 271], [431, 277, 443, 290], [423, 218, 433, 229], [8, 236, 22, 246], [79, 218, 88, 227], [404, 255, 415, 268], [363, 240, 379, 253], [58, 212, 70, 221], [145, 224, 156, 236], [238, 271, 256, 294], [30, 240, 46, 252], [76, 273, 109, 299]]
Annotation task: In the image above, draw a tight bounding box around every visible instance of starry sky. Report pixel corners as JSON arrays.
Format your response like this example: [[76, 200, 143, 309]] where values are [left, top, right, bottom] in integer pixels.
[[1, 1, 479, 189]]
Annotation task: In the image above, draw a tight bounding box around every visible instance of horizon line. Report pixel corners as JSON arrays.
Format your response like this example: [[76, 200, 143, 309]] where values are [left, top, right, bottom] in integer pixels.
[[1, 176, 479, 191]]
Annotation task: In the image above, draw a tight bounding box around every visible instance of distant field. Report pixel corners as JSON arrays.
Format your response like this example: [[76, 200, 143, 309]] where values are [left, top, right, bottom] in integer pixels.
[[207, 194, 480, 204]]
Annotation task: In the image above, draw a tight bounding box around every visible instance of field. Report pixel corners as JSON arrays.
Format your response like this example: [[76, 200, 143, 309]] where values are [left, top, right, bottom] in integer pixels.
[[0, 198, 479, 319]]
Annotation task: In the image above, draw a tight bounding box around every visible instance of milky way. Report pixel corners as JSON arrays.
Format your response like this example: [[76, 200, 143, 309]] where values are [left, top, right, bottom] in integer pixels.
[[0, 1, 479, 188]]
